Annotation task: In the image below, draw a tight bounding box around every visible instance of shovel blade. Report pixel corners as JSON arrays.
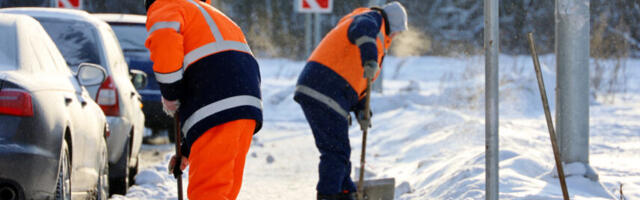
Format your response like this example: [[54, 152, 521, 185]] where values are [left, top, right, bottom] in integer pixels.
[[356, 178, 395, 200]]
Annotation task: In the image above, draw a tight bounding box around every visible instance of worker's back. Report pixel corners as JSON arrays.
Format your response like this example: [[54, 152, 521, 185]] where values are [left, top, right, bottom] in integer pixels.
[[146, 0, 262, 157]]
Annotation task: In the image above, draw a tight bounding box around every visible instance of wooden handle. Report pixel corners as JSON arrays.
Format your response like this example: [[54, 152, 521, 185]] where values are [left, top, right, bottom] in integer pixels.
[[528, 32, 570, 200]]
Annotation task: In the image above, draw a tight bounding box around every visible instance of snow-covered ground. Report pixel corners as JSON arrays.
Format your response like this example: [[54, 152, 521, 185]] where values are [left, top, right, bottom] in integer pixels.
[[111, 55, 640, 200]]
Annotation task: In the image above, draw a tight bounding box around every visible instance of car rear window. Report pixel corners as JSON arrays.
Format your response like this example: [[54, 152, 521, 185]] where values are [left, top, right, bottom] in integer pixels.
[[36, 17, 104, 69], [110, 24, 148, 52], [0, 22, 18, 70]]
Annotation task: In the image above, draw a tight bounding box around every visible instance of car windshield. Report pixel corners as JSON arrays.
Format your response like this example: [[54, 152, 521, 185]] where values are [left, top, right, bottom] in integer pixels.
[[0, 22, 17, 70], [110, 24, 148, 52], [36, 17, 103, 69]]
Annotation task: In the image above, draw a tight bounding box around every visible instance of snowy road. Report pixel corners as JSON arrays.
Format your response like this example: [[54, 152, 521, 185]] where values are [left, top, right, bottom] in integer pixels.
[[111, 56, 640, 200]]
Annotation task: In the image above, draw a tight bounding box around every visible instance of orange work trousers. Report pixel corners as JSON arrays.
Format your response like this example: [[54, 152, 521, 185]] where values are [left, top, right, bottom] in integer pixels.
[[187, 119, 255, 200]]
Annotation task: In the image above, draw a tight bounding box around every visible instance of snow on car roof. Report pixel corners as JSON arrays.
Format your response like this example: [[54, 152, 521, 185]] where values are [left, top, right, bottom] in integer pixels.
[[0, 13, 69, 76], [93, 13, 146, 24]]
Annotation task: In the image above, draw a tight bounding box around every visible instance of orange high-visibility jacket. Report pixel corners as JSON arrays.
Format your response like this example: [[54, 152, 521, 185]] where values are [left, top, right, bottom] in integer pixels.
[[310, 7, 391, 98], [145, 0, 262, 157], [295, 7, 391, 119]]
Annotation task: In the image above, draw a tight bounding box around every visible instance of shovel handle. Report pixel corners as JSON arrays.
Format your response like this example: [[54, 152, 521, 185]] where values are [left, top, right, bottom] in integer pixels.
[[357, 77, 373, 200], [174, 114, 184, 200]]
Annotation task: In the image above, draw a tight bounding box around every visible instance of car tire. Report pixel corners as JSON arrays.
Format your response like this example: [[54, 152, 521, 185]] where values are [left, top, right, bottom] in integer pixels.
[[128, 154, 139, 186], [109, 140, 130, 195], [56, 141, 71, 200], [97, 139, 109, 199]]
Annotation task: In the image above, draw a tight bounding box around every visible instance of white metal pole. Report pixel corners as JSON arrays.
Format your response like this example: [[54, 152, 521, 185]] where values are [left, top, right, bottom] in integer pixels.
[[314, 13, 321, 47], [369, 0, 385, 93], [484, 0, 499, 199], [555, 0, 597, 181], [305, 13, 312, 57]]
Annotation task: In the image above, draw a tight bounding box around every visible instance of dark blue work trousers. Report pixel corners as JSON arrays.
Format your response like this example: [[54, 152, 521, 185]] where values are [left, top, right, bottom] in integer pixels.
[[297, 96, 357, 195]]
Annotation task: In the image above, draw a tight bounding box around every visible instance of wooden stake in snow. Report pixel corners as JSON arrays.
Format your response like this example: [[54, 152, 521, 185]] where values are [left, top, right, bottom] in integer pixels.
[[527, 32, 570, 200]]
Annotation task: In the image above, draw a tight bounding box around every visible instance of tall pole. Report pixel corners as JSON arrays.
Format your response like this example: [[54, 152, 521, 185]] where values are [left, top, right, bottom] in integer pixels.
[[313, 13, 321, 47], [555, 0, 597, 181], [305, 13, 312, 57], [368, 0, 385, 93], [484, 0, 499, 199]]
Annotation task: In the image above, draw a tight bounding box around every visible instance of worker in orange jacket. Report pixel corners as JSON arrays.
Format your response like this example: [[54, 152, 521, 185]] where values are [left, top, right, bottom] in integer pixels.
[[294, 2, 408, 200], [144, 0, 262, 199]]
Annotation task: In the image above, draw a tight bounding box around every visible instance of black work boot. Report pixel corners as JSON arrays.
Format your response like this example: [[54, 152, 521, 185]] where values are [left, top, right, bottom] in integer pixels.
[[342, 192, 356, 200]]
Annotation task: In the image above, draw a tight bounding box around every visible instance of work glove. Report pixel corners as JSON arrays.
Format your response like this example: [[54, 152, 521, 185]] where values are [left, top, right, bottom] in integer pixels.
[[363, 60, 379, 79], [168, 154, 189, 175], [162, 97, 180, 117], [355, 109, 373, 130]]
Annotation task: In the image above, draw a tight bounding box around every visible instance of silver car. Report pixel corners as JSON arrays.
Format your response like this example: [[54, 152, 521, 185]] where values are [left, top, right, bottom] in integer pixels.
[[0, 8, 147, 195], [0, 13, 109, 199]]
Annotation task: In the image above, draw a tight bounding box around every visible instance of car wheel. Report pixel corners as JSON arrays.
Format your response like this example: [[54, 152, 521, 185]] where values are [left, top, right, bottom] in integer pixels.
[[109, 140, 129, 195], [97, 139, 109, 199], [56, 141, 71, 200], [128, 154, 139, 187]]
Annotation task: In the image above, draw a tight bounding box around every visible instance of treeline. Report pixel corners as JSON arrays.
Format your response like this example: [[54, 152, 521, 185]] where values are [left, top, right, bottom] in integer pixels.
[[215, 0, 640, 59], [2, 0, 638, 59]]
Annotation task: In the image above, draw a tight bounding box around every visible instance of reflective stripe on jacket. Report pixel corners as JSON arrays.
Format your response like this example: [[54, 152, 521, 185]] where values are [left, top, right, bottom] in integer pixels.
[[145, 0, 262, 156], [295, 8, 391, 119]]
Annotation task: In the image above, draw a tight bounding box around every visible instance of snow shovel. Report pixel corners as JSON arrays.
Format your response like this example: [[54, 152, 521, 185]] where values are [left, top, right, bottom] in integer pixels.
[[356, 77, 395, 200], [173, 114, 184, 200]]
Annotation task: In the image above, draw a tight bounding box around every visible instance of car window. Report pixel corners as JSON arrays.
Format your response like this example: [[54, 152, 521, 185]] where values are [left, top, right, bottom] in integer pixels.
[[36, 17, 104, 71], [0, 22, 18, 70], [110, 24, 148, 52], [40, 26, 72, 74]]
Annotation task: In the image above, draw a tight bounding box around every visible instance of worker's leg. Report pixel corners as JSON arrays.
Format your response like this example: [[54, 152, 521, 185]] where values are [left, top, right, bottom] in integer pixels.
[[187, 119, 255, 200], [227, 120, 255, 200], [298, 99, 354, 196]]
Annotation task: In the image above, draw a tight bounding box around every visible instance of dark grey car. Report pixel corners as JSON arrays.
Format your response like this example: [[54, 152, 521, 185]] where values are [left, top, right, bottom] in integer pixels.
[[0, 14, 110, 200], [0, 8, 148, 196]]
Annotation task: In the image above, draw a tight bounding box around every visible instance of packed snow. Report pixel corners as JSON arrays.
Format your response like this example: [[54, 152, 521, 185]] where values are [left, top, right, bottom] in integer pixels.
[[111, 55, 640, 200]]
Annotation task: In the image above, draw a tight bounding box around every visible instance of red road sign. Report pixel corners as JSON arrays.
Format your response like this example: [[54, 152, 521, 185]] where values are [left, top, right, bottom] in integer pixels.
[[297, 0, 333, 13], [57, 0, 82, 9]]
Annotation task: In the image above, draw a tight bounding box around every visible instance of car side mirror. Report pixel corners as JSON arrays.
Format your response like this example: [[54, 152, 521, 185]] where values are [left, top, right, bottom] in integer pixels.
[[129, 69, 148, 90], [76, 63, 107, 87]]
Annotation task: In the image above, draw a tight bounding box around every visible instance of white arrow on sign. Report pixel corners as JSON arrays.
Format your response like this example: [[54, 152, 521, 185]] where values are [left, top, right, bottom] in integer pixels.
[[59, 0, 73, 8], [305, 0, 321, 10]]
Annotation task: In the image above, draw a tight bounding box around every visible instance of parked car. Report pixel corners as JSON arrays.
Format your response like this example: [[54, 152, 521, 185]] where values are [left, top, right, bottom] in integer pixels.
[[0, 13, 109, 199], [93, 13, 176, 142], [0, 8, 147, 195]]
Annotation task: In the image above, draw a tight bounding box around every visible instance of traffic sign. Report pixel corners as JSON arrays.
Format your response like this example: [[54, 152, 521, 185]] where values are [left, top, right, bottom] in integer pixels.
[[57, 0, 82, 9], [296, 0, 333, 13]]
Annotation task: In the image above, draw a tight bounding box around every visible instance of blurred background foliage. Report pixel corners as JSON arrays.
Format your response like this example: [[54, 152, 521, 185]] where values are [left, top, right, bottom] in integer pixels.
[[1, 0, 638, 59]]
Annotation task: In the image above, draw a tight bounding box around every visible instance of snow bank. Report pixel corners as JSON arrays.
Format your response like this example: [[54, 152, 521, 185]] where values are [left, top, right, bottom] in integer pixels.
[[112, 55, 640, 199]]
